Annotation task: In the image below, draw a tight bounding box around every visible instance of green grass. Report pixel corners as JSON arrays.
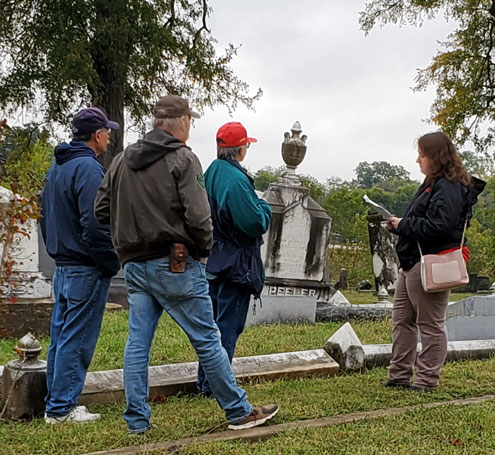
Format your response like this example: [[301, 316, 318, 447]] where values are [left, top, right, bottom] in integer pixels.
[[0, 292, 491, 454], [0, 312, 393, 369], [341, 290, 475, 305], [1, 357, 495, 454], [183, 401, 495, 454], [0, 292, 475, 368]]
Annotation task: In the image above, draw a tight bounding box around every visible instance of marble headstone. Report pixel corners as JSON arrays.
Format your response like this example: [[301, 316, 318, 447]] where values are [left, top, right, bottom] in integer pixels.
[[0, 186, 51, 299], [260, 122, 333, 302]]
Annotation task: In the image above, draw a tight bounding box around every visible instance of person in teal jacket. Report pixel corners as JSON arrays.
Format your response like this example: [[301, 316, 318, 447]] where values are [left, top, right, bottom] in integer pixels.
[[197, 122, 272, 396]]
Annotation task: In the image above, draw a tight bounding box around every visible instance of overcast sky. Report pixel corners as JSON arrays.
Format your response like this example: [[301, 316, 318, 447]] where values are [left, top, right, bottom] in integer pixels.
[[186, 0, 455, 183]]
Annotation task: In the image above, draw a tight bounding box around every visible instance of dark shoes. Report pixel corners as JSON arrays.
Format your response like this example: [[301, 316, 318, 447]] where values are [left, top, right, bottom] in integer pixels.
[[381, 380, 411, 389], [228, 404, 279, 430], [197, 390, 214, 399], [381, 380, 437, 392], [408, 384, 437, 392]]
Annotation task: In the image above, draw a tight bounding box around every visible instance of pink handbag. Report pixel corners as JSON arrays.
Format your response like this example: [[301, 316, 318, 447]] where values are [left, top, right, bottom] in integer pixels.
[[418, 220, 469, 293]]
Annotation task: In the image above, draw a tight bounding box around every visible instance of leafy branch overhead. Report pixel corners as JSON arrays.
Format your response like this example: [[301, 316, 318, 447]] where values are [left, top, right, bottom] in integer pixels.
[[360, 0, 495, 154], [0, 0, 262, 165]]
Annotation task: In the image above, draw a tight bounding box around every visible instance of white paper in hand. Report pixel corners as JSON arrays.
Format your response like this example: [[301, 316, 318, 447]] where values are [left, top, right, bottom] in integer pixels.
[[363, 195, 393, 219]]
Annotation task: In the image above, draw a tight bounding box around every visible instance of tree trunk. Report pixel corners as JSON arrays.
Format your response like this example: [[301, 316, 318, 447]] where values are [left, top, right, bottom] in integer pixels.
[[90, 0, 128, 169], [96, 79, 125, 170]]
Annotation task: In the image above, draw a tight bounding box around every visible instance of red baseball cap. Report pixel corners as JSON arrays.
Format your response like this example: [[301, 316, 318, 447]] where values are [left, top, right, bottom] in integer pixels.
[[216, 122, 257, 148]]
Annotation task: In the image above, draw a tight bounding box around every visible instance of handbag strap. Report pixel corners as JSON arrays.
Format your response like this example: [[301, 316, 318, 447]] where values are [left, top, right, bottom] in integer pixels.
[[417, 217, 468, 257]]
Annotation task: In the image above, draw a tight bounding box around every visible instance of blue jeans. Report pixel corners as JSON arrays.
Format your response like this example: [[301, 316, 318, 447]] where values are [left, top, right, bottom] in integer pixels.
[[123, 257, 252, 433], [45, 266, 111, 417], [197, 277, 251, 394]]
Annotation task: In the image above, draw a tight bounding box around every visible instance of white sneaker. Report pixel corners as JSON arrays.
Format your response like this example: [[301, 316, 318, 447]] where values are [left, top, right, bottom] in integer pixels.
[[45, 406, 101, 424]]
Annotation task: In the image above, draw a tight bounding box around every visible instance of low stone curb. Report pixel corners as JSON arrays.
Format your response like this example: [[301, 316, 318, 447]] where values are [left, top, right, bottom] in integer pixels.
[[82, 394, 495, 455], [316, 303, 393, 322], [325, 322, 495, 371], [81, 349, 339, 406]]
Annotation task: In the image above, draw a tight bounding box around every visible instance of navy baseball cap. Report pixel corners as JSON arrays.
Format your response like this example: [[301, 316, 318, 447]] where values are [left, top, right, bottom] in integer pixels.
[[71, 107, 120, 136]]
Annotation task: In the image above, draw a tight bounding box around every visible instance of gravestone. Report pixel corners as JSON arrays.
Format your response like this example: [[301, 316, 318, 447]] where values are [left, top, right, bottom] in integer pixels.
[[245, 295, 317, 327], [261, 122, 333, 303], [446, 295, 495, 341], [0, 186, 53, 338], [0, 186, 52, 299], [366, 211, 399, 298]]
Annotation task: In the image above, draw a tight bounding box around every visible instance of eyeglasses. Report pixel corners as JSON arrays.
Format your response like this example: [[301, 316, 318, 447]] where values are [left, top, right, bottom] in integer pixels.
[[245, 142, 251, 149], [97, 128, 111, 136]]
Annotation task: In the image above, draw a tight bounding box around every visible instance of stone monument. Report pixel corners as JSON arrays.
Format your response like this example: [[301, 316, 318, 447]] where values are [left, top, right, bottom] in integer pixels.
[[0, 186, 53, 337], [260, 122, 333, 302], [366, 211, 399, 300], [0, 186, 52, 299]]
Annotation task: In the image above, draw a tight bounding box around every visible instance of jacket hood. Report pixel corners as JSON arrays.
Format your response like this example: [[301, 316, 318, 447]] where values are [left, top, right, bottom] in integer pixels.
[[54, 141, 97, 165], [470, 175, 486, 198], [124, 128, 187, 170], [466, 175, 486, 215]]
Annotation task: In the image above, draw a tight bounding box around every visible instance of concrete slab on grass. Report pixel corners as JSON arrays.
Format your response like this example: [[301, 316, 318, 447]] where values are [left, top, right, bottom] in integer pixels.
[[80, 349, 338, 405]]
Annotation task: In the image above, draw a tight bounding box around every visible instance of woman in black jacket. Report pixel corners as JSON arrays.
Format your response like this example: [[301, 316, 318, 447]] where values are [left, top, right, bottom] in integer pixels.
[[384, 131, 484, 391]]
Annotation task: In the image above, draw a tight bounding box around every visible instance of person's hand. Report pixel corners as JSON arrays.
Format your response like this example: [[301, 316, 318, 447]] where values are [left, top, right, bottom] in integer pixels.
[[387, 216, 402, 231], [199, 257, 208, 265]]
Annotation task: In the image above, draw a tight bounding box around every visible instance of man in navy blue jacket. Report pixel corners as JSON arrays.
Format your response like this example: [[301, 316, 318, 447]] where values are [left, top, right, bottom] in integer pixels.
[[41, 107, 121, 424]]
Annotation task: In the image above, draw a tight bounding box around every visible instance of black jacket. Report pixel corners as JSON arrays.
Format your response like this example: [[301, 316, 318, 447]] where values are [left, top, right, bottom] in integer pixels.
[[395, 176, 485, 270]]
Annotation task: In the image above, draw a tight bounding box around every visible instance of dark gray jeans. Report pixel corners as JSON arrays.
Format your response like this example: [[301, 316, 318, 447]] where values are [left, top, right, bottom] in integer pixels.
[[388, 261, 450, 388]]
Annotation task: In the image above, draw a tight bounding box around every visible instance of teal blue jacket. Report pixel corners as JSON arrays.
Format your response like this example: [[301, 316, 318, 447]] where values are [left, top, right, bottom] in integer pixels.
[[205, 159, 272, 296]]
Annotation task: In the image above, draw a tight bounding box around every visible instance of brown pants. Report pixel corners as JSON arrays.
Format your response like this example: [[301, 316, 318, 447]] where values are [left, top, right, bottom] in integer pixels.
[[388, 261, 449, 388]]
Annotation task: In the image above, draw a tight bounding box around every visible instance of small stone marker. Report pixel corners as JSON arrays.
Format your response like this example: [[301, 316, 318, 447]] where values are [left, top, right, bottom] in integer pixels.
[[327, 291, 351, 307], [1, 333, 47, 419], [323, 322, 365, 371], [338, 268, 348, 290], [323, 320, 495, 372]]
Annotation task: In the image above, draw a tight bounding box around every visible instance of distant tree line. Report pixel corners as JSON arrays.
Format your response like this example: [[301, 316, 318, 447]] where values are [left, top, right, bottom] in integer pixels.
[[2, 124, 495, 288], [253, 157, 495, 286]]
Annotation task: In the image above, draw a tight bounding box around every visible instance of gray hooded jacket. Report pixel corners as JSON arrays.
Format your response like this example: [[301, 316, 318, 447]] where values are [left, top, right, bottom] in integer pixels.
[[94, 128, 212, 264]]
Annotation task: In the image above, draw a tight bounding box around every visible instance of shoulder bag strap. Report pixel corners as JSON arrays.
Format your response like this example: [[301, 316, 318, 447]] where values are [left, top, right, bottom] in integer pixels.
[[417, 217, 468, 257]]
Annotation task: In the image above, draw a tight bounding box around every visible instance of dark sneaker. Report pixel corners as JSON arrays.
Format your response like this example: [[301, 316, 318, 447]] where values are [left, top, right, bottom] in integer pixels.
[[197, 390, 214, 399], [128, 423, 156, 435], [228, 404, 279, 430], [408, 384, 437, 392], [381, 380, 411, 389]]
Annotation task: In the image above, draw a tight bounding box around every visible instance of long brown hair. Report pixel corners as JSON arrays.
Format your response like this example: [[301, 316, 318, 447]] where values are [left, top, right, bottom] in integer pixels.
[[418, 132, 471, 186]]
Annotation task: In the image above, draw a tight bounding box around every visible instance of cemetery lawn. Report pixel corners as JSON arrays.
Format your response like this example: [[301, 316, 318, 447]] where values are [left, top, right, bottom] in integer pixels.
[[1, 357, 495, 454], [1, 296, 493, 454], [0, 292, 474, 369]]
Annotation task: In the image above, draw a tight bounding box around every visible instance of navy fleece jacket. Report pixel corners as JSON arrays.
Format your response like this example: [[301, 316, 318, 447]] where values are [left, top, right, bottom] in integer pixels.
[[40, 141, 120, 276]]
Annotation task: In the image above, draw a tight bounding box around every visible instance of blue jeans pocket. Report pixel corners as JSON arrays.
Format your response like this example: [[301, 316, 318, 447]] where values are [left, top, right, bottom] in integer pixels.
[[155, 261, 195, 300], [65, 271, 97, 304]]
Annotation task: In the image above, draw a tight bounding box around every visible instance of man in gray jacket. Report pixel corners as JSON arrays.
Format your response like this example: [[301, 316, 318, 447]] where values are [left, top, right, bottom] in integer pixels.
[[95, 95, 278, 434]]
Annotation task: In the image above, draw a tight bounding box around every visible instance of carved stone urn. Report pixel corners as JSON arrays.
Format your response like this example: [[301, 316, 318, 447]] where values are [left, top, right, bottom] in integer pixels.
[[280, 121, 307, 185]]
